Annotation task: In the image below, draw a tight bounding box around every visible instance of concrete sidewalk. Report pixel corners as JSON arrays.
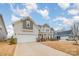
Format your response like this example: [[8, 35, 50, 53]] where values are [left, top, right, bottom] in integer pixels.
[[14, 42, 71, 56]]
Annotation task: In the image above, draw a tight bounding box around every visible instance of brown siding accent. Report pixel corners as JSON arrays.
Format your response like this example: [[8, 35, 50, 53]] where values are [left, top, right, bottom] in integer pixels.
[[22, 19, 33, 30], [23, 20, 26, 29], [30, 21, 33, 30]]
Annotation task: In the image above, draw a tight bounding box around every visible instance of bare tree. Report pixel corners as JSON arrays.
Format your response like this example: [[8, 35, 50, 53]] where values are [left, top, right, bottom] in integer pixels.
[[73, 23, 79, 45]]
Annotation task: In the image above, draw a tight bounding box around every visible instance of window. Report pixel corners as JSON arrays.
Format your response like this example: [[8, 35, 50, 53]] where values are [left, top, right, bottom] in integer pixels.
[[26, 21, 30, 28], [46, 29, 49, 32]]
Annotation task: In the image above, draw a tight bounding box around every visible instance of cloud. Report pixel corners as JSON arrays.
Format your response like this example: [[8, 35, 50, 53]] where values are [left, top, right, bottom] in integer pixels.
[[16, 8, 29, 17], [52, 16, 73, 31], [54, 26, 64, 31], [58, 3, 70, 10], [10, 4, 30, 23], [73, 16, 79, 21], [23, 3, 50, 19], [63, 19, 72, 25], [6, 25, 14, 38], [23, 3, 37, 11], [24, 3, 50, 19], [10, 4, 29, 17], [11, 15, 20, 22], [38, 9, 49, 19], [68, 9, 79, 15], [10, 3, 50, 20], [55, 16, 72, 25]]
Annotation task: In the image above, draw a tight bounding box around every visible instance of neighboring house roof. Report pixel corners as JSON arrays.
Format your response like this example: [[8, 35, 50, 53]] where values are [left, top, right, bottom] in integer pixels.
[[55, 30, 73, 37], [37, 25, 41, 27], [0, 14, 7, 34], [50, 28, 54, 31], [43, 24, 50, 27], [38, 24, 54, 30], [38, 24, 50, 28]]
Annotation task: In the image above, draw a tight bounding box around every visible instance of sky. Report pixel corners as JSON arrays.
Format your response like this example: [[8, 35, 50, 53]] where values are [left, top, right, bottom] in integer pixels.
[[0, 3, 79, 37]]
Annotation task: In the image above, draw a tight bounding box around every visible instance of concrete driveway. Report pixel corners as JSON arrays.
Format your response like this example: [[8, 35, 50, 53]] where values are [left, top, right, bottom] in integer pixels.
[[14, 42, 71, 56]]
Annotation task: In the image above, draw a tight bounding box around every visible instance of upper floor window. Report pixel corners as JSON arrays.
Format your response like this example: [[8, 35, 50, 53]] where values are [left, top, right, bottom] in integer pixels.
[[23, 19, 33, 30], [46, 29, 49, 32], [26, 21, 30, 28]]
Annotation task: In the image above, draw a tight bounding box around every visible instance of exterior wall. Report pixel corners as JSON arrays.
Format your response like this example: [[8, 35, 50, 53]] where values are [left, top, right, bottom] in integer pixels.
[[54, 30, 73, 41], [13, 20, 38, 43], [0, 15, 7, 40], [50, 30, 54, 38]]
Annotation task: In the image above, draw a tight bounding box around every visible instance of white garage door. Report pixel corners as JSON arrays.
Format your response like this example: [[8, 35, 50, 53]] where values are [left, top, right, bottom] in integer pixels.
[[17, 34, 36, 43]]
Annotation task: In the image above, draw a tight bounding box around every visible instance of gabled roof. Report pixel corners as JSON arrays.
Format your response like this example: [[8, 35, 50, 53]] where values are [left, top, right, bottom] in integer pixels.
[[13, 16, 37, 25], [0, 14, 7, 34], [37, 24, 50, 28], [43, 23, 50, 27], [37, 25, 42, 28]]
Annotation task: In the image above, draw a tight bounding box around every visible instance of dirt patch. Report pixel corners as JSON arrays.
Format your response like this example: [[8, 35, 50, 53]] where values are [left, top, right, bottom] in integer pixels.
[[0, 42, 16, 56], [42, 41, 79, 56]]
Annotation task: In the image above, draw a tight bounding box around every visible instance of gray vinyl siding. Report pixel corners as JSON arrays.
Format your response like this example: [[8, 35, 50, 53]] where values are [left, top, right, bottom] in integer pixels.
[[23, 20, 26, 29]]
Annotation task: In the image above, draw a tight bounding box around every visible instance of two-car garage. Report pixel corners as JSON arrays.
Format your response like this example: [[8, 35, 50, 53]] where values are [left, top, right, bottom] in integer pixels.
[[16, 34, 37, 43]]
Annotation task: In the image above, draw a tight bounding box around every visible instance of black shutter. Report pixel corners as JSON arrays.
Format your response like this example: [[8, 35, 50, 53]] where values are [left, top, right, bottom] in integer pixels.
[[30, 21, 33, 30], [23, 20, 26, 29]]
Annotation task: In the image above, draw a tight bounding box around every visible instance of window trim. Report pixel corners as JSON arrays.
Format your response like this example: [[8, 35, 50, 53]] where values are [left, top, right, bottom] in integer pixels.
[[26, 20, 30, 28]]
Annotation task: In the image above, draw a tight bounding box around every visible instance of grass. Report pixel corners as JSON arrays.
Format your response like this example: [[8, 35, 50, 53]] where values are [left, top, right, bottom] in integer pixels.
[[0, 42, 16, 56], [42, 41, 79, 56]]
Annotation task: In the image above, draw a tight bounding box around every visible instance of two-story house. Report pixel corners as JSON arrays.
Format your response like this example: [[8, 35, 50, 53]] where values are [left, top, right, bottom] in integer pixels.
[[0, 15, 7, 40], [13, 16, 38, 43], [54, 30, 73, 41], [37, 24, 54, 41]]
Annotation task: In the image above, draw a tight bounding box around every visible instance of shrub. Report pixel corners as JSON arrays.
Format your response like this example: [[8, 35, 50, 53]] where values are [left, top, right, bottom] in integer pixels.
[[49, 38, 58, 41], [66, 39, 69, 41], [66, 39, 75, 41], [9, 36, 17, 45], [49, 37, 61, 41]]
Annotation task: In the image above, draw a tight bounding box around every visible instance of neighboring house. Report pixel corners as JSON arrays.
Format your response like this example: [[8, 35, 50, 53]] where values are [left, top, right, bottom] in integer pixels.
[[37, 24, 54, 41], [13, 16, 54, 43], [54, 30, 73, 40], [13, 16, 38, 43], [0, 15, 7, 40]]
